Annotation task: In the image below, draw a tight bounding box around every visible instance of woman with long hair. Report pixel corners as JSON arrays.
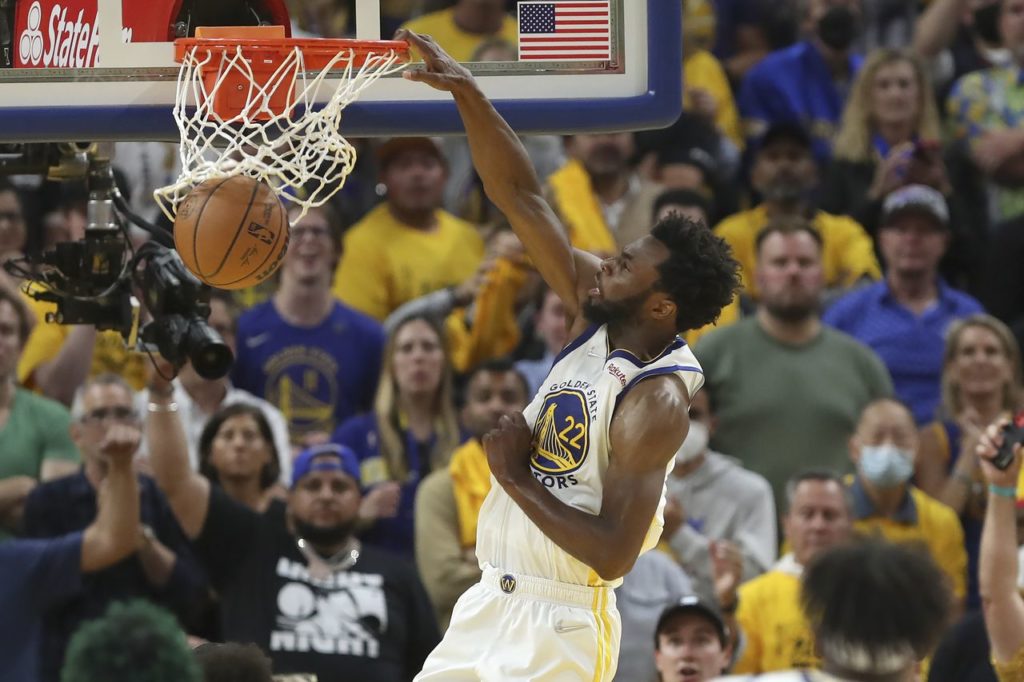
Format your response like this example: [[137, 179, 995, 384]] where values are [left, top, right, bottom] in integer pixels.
[[197, 403, 282, 513], [331, 313, 463, 558], [822, 49, 947, 229], [916, 314, 1023, 610]]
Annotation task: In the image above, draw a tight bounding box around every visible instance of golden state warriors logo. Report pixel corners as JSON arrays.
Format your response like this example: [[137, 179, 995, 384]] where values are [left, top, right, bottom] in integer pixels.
[[531, 389, 590, 475]]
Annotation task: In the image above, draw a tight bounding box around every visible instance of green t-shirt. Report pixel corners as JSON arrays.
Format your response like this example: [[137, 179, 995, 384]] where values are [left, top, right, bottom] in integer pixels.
[[0, 388, 80, 539], [694, 319, 893, 505]]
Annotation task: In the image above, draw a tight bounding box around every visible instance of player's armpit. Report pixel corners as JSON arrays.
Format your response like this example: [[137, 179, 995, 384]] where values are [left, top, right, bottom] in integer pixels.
[[495, 375, 689, 580]]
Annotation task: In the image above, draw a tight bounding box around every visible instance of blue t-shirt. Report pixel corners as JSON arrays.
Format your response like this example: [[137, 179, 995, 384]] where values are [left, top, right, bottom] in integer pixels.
[[823, 279, 984, 424], [332, 413, 468, 559], [0, 533, 83, 681], [232, 300, 385, 442], [738, 40, 863, 164]]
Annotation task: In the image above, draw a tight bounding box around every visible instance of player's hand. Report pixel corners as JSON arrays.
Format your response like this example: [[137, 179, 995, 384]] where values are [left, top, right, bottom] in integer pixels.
[[976, 418, 1023, 487], [100, 423, 143, 463], [483, 412, 534, 486], [398, 30, 476, 93]]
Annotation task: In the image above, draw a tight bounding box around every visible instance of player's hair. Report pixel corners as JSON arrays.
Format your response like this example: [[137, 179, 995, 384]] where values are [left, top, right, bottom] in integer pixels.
[[459, 358, 531, 408], [802, 540, 952, 680], [61, 600, 201, 682], [198, 403, 281, 491], [833, 49, 941, 164], [784, 469, 853, 516], [375, 314, 461, 479], [940, 314, 1023, 419], [754, 215, 824, 256], [649, 214, 741, 332], [0, 284, 33, 346], [652, 188, 712, 223], [193, 642, 274, 682]]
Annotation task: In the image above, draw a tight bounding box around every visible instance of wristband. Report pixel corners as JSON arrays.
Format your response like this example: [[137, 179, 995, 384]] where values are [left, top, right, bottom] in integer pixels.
[[989, 484, 1017, 500], [147, 401, 179, 414]]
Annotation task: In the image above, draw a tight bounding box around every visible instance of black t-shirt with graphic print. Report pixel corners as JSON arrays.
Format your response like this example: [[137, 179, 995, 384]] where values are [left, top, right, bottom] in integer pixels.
[[196, 487, 440, 682]]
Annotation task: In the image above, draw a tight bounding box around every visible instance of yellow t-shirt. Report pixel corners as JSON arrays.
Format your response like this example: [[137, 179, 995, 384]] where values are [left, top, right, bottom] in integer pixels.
[[332, 204, 485, 321], [733, 557, 819, 674], [400, 8, 519, 62], [713, 206, 881, 298], [683, 49, 742, 149], [17, 289, 147, 391], [853, 486, 968, 600]]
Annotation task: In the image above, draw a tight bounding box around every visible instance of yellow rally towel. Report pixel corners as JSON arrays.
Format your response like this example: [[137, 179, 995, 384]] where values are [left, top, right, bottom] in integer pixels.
[[548, 159, 618, 255], [447, 257, 527, 373], [449, 439, 493, 548]]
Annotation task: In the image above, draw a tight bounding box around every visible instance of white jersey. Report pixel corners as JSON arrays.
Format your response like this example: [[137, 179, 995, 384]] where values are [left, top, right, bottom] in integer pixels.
[[476, 324, 704, 588]]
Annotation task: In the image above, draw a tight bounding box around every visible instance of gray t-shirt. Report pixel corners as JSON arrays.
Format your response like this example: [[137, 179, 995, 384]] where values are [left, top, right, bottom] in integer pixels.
[[694, 318, 893, 503]]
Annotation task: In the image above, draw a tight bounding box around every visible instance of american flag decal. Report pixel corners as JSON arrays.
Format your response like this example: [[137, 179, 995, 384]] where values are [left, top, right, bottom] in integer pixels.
[[517, 1, 611, 61]]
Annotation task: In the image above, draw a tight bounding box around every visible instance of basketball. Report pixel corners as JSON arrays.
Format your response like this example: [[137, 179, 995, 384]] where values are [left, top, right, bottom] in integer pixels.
[[173, 175, 289, 290]]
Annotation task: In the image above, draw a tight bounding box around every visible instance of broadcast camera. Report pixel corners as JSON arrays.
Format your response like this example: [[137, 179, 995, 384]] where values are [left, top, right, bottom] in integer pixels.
[[0, 142, 233, 379]]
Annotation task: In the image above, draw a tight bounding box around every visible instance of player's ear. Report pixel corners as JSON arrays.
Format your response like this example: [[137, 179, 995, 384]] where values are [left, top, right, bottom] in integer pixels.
[[650, 294, 675, 323]]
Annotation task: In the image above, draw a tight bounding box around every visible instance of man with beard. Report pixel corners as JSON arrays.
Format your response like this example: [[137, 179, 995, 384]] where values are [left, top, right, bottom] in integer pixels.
[[739, 0, 865, 163], [695, 219, 892, 504], [145, 369, 440, 681], [713, 123, 880, 314], [398, 30, 741, 682]]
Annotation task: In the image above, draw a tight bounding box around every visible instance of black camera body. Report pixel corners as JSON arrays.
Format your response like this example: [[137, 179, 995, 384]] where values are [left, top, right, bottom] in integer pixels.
[[994, 411, 1024, 471]]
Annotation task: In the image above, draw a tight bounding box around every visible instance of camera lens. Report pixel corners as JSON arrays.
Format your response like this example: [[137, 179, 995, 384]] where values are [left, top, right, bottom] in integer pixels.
[[185, 321, 234, 380]]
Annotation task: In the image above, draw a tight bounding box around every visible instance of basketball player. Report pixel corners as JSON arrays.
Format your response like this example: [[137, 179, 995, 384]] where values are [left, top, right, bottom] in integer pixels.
[[401, 30, 741, 681]]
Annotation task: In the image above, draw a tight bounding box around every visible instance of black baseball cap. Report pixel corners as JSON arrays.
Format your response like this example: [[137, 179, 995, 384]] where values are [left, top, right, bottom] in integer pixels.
[[756, 121, 813, 153], [655, 595, 729, 646]]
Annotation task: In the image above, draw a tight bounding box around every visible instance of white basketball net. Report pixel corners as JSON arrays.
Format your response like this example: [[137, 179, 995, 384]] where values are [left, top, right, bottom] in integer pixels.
[[154, 43, 406, 223]]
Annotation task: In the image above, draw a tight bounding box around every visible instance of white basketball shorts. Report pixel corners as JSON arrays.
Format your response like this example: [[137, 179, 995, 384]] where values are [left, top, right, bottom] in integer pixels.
[[414, 565, 620, 681]]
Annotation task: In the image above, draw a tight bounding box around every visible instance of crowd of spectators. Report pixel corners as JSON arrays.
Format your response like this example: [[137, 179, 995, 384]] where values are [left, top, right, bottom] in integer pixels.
[[6, 0, 1024, 680]]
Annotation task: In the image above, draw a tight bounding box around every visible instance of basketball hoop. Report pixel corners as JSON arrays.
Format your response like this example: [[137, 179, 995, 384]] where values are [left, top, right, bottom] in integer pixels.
[[154, 26, 409, 224]]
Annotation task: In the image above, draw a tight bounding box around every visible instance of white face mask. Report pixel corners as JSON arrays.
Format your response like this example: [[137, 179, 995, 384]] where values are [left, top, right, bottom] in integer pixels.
[[675, 421, 709, 464], [859, 444, 915, 488]]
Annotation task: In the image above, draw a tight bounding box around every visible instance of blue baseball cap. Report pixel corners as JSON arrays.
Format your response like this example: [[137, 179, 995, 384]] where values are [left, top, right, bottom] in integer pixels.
[[291, 443, 361, 489]]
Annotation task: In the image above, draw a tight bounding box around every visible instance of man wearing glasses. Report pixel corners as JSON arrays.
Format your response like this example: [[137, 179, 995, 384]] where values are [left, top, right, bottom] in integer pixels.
[[19, 374, 207, 682]]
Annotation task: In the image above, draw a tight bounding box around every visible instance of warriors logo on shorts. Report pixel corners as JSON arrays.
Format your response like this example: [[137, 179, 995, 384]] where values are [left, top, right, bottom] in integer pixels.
[[531, 389, 590, 475]]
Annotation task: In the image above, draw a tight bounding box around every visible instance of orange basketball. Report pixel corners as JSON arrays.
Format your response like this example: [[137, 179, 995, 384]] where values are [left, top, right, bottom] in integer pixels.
[[173, 175, 289, 290]]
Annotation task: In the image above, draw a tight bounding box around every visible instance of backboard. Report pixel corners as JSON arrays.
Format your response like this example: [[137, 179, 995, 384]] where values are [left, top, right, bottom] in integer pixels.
[[0, 0, 681, 142]]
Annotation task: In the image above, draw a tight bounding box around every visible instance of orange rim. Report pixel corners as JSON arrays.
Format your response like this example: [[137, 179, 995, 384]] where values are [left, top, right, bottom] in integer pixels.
[[173, 38, 411, 69]]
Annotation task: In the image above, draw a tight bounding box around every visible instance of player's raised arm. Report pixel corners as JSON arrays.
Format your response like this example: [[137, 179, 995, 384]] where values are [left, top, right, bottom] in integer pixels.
[[399, 30, 595, 322]]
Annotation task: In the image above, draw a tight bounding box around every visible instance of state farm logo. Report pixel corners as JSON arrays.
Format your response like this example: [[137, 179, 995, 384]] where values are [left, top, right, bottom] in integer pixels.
[[18, 0, 100, 68], [18, 2, 44, 65]]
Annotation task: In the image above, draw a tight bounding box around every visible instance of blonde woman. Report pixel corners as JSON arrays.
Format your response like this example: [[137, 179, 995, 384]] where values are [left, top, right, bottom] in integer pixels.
[[330, 314, 463, 558], [820, 49, 949, 234], [916, 314, 1023, 610]]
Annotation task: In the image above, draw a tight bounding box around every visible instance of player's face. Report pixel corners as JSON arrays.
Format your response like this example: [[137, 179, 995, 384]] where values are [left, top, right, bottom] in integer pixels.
[[951, 325, 1015, 399], [584, 236, 669, 326], [654, 613, 730, 682], [870, 60, 921, 130], [208, 413, 273, 484], [784, 480, 852, 566], [382, 150, 447, 214], [289, 467, 361, 536], [462, 371, 530, 438], [283, 209, 336, 283], [755, 232, 824, 322], [568, 133, 635, 178], [391, 319, 446, 398], [0, 300, 22, 379], [0, 190, 25, 255], [877, 213, 948, 279]]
